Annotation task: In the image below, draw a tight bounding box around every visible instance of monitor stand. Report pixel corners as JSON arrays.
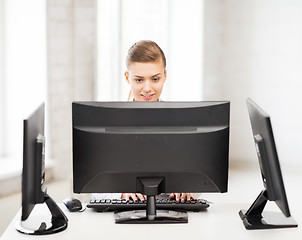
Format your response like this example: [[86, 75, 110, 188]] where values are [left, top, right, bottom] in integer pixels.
[[16, 194, 68, 235], [239, 189, 298, 229], [114, 177, 188, 224]]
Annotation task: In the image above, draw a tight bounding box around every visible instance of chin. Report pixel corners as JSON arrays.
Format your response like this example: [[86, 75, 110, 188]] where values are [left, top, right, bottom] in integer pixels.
[[145, 98, 157, 102]]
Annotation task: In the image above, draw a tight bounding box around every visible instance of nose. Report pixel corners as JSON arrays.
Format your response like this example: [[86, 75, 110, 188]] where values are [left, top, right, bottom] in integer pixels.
[[143, 80, 152, 93]]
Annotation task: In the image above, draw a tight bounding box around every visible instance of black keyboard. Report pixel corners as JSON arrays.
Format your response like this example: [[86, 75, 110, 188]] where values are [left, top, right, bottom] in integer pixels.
[[87, 198, 210, 212]]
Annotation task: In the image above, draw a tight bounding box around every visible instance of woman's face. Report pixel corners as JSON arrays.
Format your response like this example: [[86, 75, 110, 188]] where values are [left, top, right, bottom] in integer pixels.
[[125, 61, 166, 101]]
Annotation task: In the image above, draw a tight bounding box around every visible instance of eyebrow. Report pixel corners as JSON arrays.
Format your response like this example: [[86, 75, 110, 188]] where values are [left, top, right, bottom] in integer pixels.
[[152, 73, 162, 77], [133, 73, 162, 78], [134, 75, 144, 78]]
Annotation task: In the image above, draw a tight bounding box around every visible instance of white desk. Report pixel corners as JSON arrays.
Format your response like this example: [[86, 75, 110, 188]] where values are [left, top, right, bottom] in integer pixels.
[[1, 202, 300, 240], [2, 168, 301, 239]]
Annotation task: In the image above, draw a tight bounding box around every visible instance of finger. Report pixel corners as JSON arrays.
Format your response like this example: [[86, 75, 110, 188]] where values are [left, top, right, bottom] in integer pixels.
[[190, 194, 197, 201], [186, 193, 196, 201], [169, 193, 175, 199], [137, 193, 145, 202], [175, 193, 180, 202], [131, 193, 138, 202], [184, 193, 191, 202], [121, 193, 130, 202], [180, 193, 185, 202]]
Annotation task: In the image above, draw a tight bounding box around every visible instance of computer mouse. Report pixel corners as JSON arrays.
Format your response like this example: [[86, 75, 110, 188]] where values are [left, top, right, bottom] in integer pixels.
[[63, 198, 83, 212]]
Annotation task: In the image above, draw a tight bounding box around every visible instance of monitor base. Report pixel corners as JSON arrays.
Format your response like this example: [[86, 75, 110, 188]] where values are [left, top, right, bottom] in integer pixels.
[[239, 189, 298, 230], [16, 194, 68, 235], [239, 209, 298, 230], [114, 209, 188, 224], [116, 177, 188, 224]]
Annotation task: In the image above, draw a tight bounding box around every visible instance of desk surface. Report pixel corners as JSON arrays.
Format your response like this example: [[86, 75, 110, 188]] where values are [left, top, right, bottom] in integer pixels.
[[2, 168, 301, 239], [1, 202, 300, 240]]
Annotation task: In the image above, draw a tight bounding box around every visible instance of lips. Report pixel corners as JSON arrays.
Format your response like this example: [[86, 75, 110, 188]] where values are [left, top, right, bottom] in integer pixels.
[[141, 94, 154, 100]]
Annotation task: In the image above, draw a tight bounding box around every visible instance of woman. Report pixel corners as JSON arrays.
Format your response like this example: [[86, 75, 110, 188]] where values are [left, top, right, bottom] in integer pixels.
[[122, 40, 196, 202], [125, 40, 166, 102]]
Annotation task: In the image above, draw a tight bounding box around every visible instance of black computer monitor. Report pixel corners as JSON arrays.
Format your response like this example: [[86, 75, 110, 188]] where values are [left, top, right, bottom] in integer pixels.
[[72, 101, 230, 223], [16, 103, 68, 235], [239, 98, 298, 229]]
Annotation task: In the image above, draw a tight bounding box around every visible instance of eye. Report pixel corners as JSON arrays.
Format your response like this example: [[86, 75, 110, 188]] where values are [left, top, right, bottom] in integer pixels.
[[135, 79, 143, 83], [153, 77, 160, 82]]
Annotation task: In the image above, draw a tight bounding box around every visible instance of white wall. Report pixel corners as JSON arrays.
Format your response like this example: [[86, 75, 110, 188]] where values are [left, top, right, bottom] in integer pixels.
[[46, 0, 302, 181], [47, 0, 96, 179], [204, 0, 302, 170]]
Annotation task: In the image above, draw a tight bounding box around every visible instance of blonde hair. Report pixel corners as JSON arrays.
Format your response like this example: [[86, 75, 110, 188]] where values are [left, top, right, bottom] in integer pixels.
[[126, 40, 166, 100]]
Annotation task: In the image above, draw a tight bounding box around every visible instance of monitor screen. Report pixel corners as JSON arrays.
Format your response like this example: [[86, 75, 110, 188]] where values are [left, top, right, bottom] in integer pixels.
[[239, 98, 298, 229]]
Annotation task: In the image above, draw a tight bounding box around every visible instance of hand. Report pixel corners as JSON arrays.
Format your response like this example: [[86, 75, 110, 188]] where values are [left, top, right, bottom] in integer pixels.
[[169, 193, 197, 202], [121, 193, 146, 202]]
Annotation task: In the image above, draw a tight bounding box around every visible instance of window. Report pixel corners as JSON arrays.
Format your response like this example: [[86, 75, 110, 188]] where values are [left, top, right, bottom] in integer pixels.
[[0, 0, 5, 159], [0, 0, 46, 172], [96, 0, 203, 101]]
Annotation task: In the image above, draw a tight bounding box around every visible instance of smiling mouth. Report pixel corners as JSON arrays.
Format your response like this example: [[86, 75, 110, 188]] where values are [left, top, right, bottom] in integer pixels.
[[141, 94, 154, 99]]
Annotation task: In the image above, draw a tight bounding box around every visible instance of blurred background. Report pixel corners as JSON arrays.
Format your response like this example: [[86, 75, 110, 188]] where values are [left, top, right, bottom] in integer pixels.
[[1, 0, 302, 234]]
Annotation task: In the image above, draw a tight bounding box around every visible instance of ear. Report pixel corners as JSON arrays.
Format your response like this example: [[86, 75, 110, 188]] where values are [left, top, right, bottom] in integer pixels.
[[163, 69, 167, 83], [125, 71, 130, 84]]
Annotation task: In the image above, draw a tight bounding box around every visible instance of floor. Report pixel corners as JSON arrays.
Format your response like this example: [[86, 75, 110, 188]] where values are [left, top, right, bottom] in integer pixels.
[[1, 165, 301, 237]]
